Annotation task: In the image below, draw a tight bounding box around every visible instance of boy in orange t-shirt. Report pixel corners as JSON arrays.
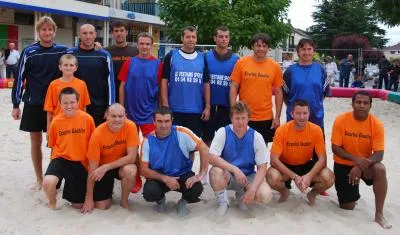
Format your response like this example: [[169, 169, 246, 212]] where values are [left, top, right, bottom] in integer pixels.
[[42, 87, 95, 210], [44, 54, 91, 133], [331, 91, 391, 229], [267, 100, 334, 205], [230, 33, 283, 145], [81, 103, 140, 213]]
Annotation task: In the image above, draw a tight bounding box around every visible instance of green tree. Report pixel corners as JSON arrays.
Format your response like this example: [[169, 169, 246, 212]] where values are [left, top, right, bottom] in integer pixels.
[[370, 0, 400, 26], [158, 0, 292, 50], [308, 0, 387, 49]]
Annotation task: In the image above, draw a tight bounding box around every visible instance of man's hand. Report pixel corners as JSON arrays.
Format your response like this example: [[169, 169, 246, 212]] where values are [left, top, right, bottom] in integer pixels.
[[294, 175, 306, 193], [242, 187, 256, 205], [233, 168, 247, 187], [90, 165, 108, 182], [81, 197, 95, 214], [162, 175, 180, 190], [348, 166, 362, 186], [354, 157, 371, 171], [11, 108, 21, 120], [201, 107, 210, 121], [185, 174, 202, 189], [94, 41, 102, 50], [300, 174, 312, 192], [272, 116, 280, 129]]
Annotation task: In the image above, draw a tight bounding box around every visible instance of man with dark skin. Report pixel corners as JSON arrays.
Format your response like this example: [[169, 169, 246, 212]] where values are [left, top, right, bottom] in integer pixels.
[[331, 90, 391, 229]]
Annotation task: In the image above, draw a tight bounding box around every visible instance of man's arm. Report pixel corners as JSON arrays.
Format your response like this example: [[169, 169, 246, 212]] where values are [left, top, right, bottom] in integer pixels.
[[273, 87, 283, 128], [82, 160, 99, 213], [368, 150, 384, 164], [201, 82, 210, 120], [140, 162, 180, 190], [229, 81, 239, 107], [270, 153, 298, 180], [332, 144, 370, 170], [242, 163, 267, 204], [119, 81, 125, 106], [160, 79, 169, 107]]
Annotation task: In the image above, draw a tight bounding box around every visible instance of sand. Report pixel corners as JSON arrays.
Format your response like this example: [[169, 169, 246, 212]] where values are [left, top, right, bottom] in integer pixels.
[[0, 89, 399, 235]]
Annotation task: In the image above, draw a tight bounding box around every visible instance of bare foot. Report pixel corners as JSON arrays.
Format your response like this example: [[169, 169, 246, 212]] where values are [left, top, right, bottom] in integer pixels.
[[278, 189, 290, 202], [30, 182, 42, 191], [48, 202, 57, 210], [307, 191, 317, 206], [375, 213, 392, 229], [120, 201, 129, 209]]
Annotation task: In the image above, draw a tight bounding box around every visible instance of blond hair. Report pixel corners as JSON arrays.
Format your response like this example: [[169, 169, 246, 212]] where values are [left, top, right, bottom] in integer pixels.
[[36, 16, 57, 33], [59, 54, 78, 66]]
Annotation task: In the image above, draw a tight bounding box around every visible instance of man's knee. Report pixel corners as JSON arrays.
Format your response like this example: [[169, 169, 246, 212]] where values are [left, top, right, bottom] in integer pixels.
[[143, 181, 164, 202], [209, 167, 227, 185], [372, 163, 386, 178], [256, 182, 273, 204], [42, 176, 59, 192], [318, 168, 335, 188], [340, 202, 356, 210], [183, 182, 203, 203], [95, 199, 112, 210], [266, 167, 282, 187], [120, 164, 137, 180]]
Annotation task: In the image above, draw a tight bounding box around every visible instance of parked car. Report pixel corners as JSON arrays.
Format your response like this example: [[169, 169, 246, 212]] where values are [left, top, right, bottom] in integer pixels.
[[364, 64, 379, 82]]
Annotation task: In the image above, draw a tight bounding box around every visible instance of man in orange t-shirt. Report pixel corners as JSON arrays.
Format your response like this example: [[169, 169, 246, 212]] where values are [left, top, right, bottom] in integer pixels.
[[331, 90, 391, 229], [42, 87, 95, 210], [230, 33, 283, 144], [81, 103, 139, 213], [267, 100, 334, 205]]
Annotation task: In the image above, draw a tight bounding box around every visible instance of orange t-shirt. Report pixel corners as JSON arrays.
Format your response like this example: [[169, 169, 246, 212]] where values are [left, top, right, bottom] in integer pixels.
[[44, 77, 91, 116], [230, 56, 283, 121], [331, 111, 384, 166], [48, 110, 95, 162], [86, 120, 139, 166], [271, 121, 325, 165]]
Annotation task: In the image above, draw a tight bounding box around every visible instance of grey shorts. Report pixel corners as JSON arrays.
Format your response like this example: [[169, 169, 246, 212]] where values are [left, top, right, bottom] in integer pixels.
[[227, 172, 256, 191]]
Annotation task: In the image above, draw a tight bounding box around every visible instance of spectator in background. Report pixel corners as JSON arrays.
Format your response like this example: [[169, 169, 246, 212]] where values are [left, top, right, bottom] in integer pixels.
[[5, 42, 20, 78], [282, 53, 294, 73], [351, 73, 365, 88], [325, 56, 338, 87], [377, 55, 392, 90], [339, 54, 354, 87], [0, 49, 6, 78], [389, 59, 399, 92]]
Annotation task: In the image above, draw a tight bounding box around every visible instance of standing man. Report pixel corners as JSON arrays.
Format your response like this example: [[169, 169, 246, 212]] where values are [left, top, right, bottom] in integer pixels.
[[331, 90, 391, 229], [67, 24, 115, 126], [5, 42, 20, 78], [11, 16, 68, 189], [160, 26, 210, 137], [82, 103, 139, 213], [339, 54, 354, 87], [267, 100, 334, 205], [107, 21, 138, 102], [230, 33, 283, 145], [202, 26, 239, 146], [283, 38, 330, 131], [119, 32, 162, 136], [377, 55, 392, 90], [209, 101, 272, 216], [140, 106, 209, 217]]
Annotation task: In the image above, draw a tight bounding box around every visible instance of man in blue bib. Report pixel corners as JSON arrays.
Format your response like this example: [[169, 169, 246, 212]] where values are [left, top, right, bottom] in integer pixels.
[[209, 101, 272, 216], [140, 106, 210, 216]]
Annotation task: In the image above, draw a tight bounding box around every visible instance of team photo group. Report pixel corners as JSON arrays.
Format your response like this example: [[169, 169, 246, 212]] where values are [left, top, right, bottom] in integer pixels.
[[10, 15, 391, 230]]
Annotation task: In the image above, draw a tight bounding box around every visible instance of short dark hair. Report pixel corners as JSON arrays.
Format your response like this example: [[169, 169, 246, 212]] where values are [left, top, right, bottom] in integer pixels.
[[352, 90, 372, 104], [250, 33, 271, 48], [214, 26, 229, 36], [111, 21, 127, 31], [181, 26, 197, 37], [296, 38, 316, 53], [230, 101, 251, 118], [154, 106, 173, 118], [58, 87, 79, 102], [137, 32, 154, 44], [292, 99, 310, 111]]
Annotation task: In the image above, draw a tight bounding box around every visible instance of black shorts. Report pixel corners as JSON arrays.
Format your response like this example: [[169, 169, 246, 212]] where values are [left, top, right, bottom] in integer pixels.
[[45, 158, 87, 203], [248, 119, 275, 144], [334, 163, 373, 205], [173, 112, 202, 137], [284, 160, 315, 189], [93, 168, 120, 201], [87, 104, 107, 127], [20, 104, 47, 132], [202, 105, 230, 142]]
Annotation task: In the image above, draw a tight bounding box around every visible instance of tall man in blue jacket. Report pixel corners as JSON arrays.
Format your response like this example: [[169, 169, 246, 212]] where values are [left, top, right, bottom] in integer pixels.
[[67, 24, 115, 126]]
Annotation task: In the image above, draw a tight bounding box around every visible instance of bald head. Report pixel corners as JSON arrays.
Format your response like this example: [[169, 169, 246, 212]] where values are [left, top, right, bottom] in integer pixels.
[[79, 24, 97, 49], [106, 103, 127, 132]]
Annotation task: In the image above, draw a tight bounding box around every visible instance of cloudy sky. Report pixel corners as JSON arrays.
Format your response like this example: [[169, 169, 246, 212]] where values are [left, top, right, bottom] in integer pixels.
[[287, 0, 400, 47]]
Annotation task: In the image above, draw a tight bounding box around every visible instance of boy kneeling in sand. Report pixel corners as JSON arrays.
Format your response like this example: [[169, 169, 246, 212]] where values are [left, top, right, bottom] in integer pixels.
[[42, 87, 95, 209]]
